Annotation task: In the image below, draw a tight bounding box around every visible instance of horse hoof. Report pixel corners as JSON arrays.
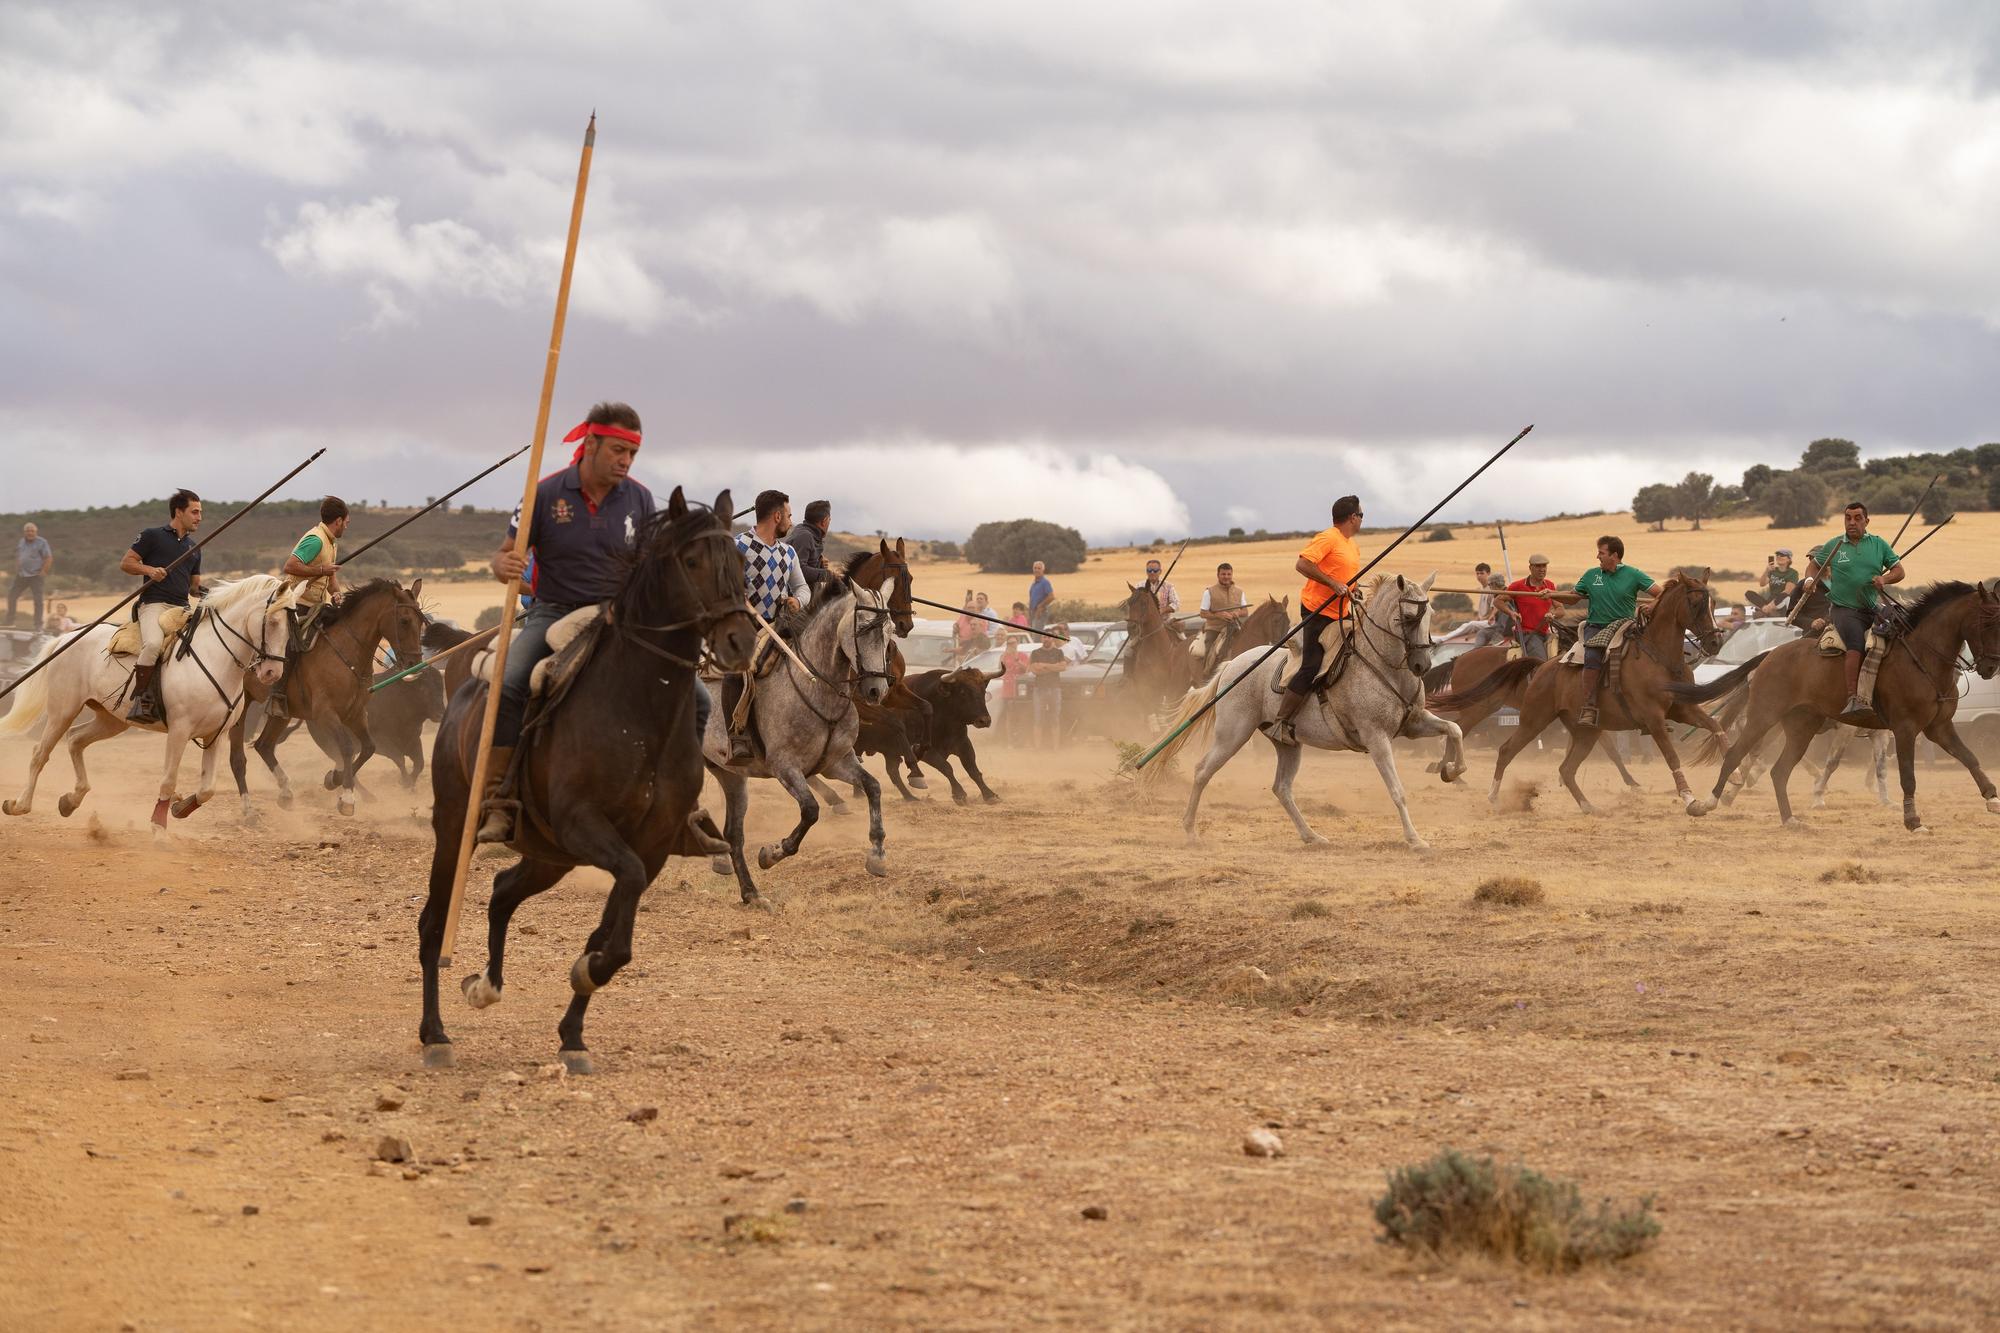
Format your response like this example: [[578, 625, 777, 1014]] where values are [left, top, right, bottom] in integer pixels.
[[171, 795, 203, 819], [0, 799, 19, 817], [559, 1049, 594, 1076], [756, 844, 781, 871], [422, 1043, 456, 1069], [569, 953, 600, 996], [1303, 833, 1332, 847], [983, 792, 1002, 804], [1577, 802, 1599, 816], [1782, 816, 1808, 829], [908, 773, 929, 790], [461, 974, 501, 1009], [1407, 839, 1434, 854], [1683, 796, 1706, 817], [337, 797, 355, 817], [1909, 823, 1933, 836], [1986, 798, 2000, 816], [709, 854, 732, 877], [741, 893, 775, 913], [151, 799, 171, 829], [276, 790, 294, 810], [57, 794, 78, 818], [865, 852, 888, 878]]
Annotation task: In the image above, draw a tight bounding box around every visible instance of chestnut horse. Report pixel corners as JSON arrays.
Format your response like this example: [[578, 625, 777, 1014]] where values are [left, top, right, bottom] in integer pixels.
[[1678, 580, 2000, 830], [1196, 595, 1291, 679], [1121, 582, 1198, 713], [1432, 571, 1726, 814], [1425, 641, 1642, 790]]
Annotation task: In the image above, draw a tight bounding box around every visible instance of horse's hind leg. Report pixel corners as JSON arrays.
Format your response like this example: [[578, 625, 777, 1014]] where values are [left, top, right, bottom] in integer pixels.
[[1871, 731, 1892, 805], [463, 856, 567, 1010], [1923, 717, 2000, 817], [255, 714, 295, 809], [1270, 740, 1326, 846], [4, 699, 90, 818], [1183, 708, 1258, 845], [56, 708, 122, 819], [1597, 732, 1642, 790], [825, 751, 887, 876], [704, 762, 762, 906], [1768, 710, 1822, 827], [1811, 729, 1850, 809], [808, 775, 849, 815]]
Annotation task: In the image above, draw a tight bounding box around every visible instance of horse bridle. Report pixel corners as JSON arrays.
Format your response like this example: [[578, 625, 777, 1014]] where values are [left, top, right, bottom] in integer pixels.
[[616, 517, 753, 670], [174, 586, 291, 747], [1355, 585, 1430, 674]]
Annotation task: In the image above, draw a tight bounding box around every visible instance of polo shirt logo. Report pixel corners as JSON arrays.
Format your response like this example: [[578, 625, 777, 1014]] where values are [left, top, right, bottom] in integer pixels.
[[552, 498, 573, 525], [624, 514, 636, 545]]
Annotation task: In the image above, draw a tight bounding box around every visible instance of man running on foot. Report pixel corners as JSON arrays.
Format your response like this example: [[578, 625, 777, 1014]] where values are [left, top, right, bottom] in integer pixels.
[[1543, 535, 1659, 729], [1263, 495, 1363, 746], [1801, 502, 1904, 722], [477, 403, 681, 844], [119, 489, 204, 724], [265, 495, 350, 722]]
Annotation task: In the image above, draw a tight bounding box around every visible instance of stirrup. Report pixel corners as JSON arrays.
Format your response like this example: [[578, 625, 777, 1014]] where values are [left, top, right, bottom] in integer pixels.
[[264, 691, 289, 723], [1576, 705, 1600, 729], [474, 797, 520, 845], [1838, 696, 1873, 725], [728, 733, 756, 762], [1259, 718, 1299, 747]]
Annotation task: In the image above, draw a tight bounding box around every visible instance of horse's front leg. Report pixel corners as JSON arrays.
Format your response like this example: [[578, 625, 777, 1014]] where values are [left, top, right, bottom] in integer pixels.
[[1363, 732, 1428, 851], [305, 715, 357, 816], [757, 763, 820, 871], [155, 722, 195, 830], [1402, 706, 1465, 783], [824, 751, 887, 876], [1638, 711, 1702, 814], [254, 711, 294, 809], [1924, 718, 2000, 816], [171, 726, 227, 820]]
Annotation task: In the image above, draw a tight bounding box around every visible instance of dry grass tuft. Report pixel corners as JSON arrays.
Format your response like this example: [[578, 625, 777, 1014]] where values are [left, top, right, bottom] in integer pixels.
[[1374, 1148, 1659, 1272], [1288, 898, 1332, 921], [722, 1213, 787, 1245], [1629, 901, 1685, 915], [1819, 862, 1880, 884], [1472, 876, 1546, 908]]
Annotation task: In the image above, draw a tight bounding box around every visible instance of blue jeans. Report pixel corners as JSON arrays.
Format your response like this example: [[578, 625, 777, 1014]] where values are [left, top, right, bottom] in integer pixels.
[[494, 600, 712, 746], [1581, 623, 1611, 671]]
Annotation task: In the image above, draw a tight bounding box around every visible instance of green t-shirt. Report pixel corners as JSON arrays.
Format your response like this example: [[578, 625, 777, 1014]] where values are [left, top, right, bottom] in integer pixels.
[[293, 533, 326, 564], [1765, 566, 1800, 590], [1574, 563, 1652, 624], [1810, 533, 1898, 610]]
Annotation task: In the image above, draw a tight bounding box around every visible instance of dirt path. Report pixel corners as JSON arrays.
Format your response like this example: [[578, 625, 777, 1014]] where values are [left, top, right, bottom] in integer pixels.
[[3, 730, 1998, 1329]]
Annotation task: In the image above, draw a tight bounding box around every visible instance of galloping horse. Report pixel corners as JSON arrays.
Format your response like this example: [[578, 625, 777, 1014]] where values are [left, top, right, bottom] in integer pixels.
[[1195, 596, 1291, 679], [1142, 575, 1465, 852], [227, 578, 427, 819], [1423, 640, 1643, 790], [1433, 571, 1726, 815], [703, 578, 895, 896], [1, 576, 301, 827], [1121, 582, 1198, 713], [417, 487, 756, 1074], [1678, 580, 2000, 830]]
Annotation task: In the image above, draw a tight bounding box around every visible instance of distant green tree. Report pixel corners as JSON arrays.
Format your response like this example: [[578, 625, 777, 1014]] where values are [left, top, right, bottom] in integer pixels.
[[1675, 472, 1716, 530], [1632, 484, 1678, 532], [1801, 438, 1860, 471], [1974, 442, 2000, 473], [964, 519, 1088, 574], [1762, 473, 1830, 528], [1989, 471, 2000, 510], [1741, 463, 1774, 498], [475, 605, 503, 632]]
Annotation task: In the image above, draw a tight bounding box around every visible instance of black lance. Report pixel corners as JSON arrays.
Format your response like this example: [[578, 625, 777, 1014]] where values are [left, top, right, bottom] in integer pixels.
[[1133, 423, 1535, 770], [1099, 536, 1193, 683], [906, 595, 1068, 641], [336, 445, 531, 567], [0, 448, 327, 704], [1888, 473, 1943, 551]]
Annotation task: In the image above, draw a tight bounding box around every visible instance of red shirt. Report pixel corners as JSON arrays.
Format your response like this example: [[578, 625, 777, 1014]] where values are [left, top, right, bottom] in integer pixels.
[[1507, 578, 1556, 632]]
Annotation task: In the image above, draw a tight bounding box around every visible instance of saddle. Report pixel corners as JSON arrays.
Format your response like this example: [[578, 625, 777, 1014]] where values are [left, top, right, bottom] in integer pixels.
[[107, 605, 189, 656], [1273, 616, 1352, 695], [1558, 618, 1634, 667], [472, 604, 608, 709]]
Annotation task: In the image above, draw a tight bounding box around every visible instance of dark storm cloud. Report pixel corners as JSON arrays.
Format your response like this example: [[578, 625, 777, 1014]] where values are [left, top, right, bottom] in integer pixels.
[[1, 2, 1995, 540]]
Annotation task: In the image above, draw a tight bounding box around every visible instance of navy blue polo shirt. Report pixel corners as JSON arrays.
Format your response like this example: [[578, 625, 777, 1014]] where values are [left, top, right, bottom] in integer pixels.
[[508, 465, 655, 606], [130, 525, 201, 607]]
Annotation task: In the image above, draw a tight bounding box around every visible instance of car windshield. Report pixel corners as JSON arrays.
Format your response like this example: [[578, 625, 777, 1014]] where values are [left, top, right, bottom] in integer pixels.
[[1716, 621, 1799, 664]]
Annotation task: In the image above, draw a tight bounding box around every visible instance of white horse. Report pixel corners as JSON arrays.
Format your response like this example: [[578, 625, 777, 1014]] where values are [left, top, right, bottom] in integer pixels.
[[0, 576, 299, 827], [1140, 574, 1464, 851]]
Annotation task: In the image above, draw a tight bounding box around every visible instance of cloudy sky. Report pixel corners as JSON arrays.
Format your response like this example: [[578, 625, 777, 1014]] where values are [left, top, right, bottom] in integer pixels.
[[4, 1, 1997, 542]]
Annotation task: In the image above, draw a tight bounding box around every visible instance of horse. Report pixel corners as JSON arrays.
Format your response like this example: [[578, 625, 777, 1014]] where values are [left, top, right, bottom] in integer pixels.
[[703, 578, 894, 897], [1432, 571, 1726, 815], [806, 544, 928, 811], [0, 575, 301, 828], [1194, 595, 1291, 679], [225, 578, 427, 819], [1121, 582, 1199, 713], [1676, 580, 2000, 830], [1422, 641, 1643, 790], [416, 487, 756, 1074], [361, 629, 465, 792], [1141, 575, 1465, 852]]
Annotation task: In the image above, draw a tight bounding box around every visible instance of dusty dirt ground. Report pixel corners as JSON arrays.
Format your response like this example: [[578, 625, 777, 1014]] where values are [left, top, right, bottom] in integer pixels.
[[3, 719, 1999, 1330]]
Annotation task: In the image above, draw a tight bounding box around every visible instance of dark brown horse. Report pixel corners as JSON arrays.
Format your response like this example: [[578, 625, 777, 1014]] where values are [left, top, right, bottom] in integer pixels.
[[1425, 641, 1642, 790], [1678, 580, 2000, 830], [1121, 582, 1198, 713], [1433, 571, 1726, 814], [417, 487, 756, 1073], [1198, 595, 1291, 678], [227, 578, 427, 820]]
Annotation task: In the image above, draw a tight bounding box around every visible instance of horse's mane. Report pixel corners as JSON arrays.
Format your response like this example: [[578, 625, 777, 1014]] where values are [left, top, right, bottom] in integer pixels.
[[611, 501, 722, 616], [799, 578, 861, 631], [200, 574, 285, 616], [840, 549, 878, 581], [1903, 580, 1976, 629], [322, 578, 406, 623]]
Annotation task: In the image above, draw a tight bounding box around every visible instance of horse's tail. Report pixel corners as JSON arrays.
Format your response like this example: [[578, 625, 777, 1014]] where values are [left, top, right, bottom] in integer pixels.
[[1428, 657, 1538, 714], [1132, 673, 1224, 788], [1420, 658, 1456, 694], [1686, 688, 1750, 767], [0, 650, 55, 738], [1664, 650, 1771, 706]]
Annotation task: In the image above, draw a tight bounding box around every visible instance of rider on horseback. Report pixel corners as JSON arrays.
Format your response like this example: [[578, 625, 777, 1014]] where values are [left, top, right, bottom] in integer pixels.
[[1800, 501, 1904, 722], [1541, 535, 1661, 728], [476, 402, 701, 844], [1262, 495, 1363, 747], [1198, 562, 1250, 666], [264, 496, 348, 723], [725, 489, 812, 762], [120, 489, 205, 724]]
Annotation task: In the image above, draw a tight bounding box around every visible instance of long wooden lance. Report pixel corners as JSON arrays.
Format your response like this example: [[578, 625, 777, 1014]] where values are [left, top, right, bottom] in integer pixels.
[[1888, 473, 1943, 550], [1895, 513, 1952, 561], [337, 445, 531, 567], [1132, 423, 1535, 770], [439, 113, 596, 970], [0, 448, 326, 704]]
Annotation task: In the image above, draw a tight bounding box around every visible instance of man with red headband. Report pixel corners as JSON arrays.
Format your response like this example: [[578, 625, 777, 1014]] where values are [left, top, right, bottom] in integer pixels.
[[476, 401, 687, 843]]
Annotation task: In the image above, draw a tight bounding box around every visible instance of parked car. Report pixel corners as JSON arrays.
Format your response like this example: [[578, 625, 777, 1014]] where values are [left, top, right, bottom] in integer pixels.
[[0, 626, 51, 720]]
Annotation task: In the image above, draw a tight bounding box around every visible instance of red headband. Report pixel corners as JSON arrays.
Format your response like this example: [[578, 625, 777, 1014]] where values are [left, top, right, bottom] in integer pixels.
[[562, 420, 642, 464]]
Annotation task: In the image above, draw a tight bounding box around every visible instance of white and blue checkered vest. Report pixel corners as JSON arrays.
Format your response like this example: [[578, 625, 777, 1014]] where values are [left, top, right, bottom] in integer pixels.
[[736, 533, 798, 621]]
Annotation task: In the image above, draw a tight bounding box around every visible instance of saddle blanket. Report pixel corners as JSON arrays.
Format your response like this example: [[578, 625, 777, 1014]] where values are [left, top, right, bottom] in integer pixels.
[[472, 604, 604, 701], [1275, 615, 1352, 693], [1559, 618, 1633, 667], [107, 606, 189, 656]]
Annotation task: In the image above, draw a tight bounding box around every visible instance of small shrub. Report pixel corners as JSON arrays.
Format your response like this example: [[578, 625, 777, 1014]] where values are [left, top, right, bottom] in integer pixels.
[[1819, 861, 1879, 884], [1434, 592, 1473, 613], [1422, 525, 1456, 542], [1289, 899, 1332, 920], [1374, 1148, 1659, 1271], [474, 605, 504, 632], [1629, 901, 1685, 915], [1126, 913, 1176, 940], [1472, 876, 1545, 907]]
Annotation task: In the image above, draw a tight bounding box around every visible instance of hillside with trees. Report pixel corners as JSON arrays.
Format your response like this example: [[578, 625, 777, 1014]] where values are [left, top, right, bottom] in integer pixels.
[[1632, 439, 2000, 531]]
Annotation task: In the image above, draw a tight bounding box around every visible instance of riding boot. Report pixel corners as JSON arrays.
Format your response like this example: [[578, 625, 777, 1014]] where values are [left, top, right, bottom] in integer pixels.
[[1259, 689, 1308, 746], [1576, 667, 1603, 729], [125, 664, 162, 725], [264, 678, 290, 724], [1838, 650, 1869, 722], [474, 746, 519, 845]]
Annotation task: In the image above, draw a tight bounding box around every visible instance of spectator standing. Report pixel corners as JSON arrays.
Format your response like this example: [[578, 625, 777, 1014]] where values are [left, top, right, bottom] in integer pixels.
[[993, 633, 1030, 743], [785, 499, 836, 594], [955, 590, 991, 663], [10, 522, 53, 629], [1028, 623, 1069, 747], [1027, 561, 1054, 630], [1501, 556, 1557, 661]]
